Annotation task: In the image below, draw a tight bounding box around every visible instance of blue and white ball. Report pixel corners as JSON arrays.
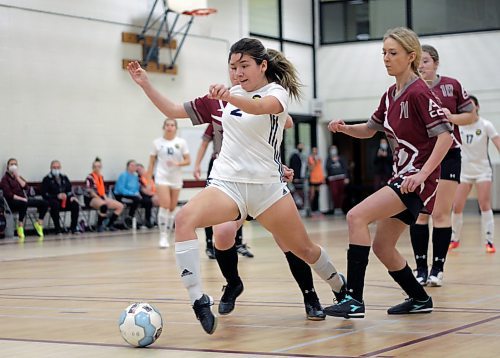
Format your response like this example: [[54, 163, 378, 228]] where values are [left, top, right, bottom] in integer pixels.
[[119, 302, 163, 347]]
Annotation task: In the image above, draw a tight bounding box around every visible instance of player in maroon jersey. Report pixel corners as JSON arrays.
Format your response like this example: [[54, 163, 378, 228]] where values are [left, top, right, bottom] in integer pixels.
[[127, 60, 331, 321], [324, 27, 453, 318], [410, 44, 477, 287]]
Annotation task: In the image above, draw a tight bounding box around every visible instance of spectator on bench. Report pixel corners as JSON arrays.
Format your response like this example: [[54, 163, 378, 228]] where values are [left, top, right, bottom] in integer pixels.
[[114, 160, 153, 228], [0, 158, 48, 240], [137, 163, 159, 224], [85, 157, 124, 232], [41, 160, 80, 235]]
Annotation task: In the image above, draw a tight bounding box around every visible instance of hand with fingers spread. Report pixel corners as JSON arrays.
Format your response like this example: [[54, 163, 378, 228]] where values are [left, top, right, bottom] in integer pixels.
[[127, 61, 150, 87], [208, 84, 231, 101], [328, 119, 347, 133]]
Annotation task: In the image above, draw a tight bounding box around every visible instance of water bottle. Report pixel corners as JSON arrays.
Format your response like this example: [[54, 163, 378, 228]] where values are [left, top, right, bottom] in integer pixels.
[[132, 217, 137, 230]]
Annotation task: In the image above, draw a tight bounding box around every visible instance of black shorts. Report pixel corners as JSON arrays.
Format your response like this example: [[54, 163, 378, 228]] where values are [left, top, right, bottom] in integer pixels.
[[84, 195, 104, 207], [440, 148, 461, 182], [387, 178, 424, 225]]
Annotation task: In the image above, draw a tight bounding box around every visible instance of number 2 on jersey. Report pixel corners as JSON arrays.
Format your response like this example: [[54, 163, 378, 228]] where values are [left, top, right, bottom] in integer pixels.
[[230, 108, 242, 117]]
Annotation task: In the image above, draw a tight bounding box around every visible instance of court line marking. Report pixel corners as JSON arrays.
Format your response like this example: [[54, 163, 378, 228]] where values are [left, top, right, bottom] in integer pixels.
[[0, 337, 354, 358], [359, 314, 500, 357], [272, 320, 397, 353], [0, 295, 499, 315]]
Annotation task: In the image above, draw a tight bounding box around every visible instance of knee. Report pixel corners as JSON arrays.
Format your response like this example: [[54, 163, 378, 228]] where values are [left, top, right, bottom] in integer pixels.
[[213, 227, 236, 248], [174, 207, 196, 231], [431, 210, 449, 225], [346, 208, 367, 229]]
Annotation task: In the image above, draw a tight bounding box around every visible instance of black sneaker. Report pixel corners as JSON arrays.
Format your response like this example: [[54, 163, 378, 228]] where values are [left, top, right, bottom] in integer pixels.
[[218, 280, 244, 315], [124, 217, 133, 229], [304, 298, 326, 321], [192, 294, 217, 334], [206, 247, 216, 260], [414, 267, 428, 286], [107, 224, 119, 232], [236, 244, 254, 258], [387, 296, 433, 315], [333, 273, 348, 303], [324, 295, 365, 319]]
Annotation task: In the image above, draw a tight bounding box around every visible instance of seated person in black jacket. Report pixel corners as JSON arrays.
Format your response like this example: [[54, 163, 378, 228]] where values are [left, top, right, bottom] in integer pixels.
[[0, 158, 49, 240], [41, 160, 80, 234]]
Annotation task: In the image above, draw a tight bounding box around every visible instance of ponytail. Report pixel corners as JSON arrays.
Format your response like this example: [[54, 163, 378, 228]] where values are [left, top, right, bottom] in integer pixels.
[[266, 49, 302, 101]]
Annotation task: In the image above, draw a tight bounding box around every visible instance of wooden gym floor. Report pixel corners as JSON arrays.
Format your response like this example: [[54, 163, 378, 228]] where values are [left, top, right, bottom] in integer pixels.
[[0, 214, 499, 357]]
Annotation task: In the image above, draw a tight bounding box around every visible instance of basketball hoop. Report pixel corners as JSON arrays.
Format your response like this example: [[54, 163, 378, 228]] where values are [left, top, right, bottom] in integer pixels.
[[168, 0, 217, 16], [183, 8, 217, 16]]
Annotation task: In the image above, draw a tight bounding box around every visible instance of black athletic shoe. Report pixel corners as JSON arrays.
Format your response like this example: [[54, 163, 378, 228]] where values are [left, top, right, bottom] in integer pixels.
[[333, 273, 348, 303], [236, 244, 254, 258], [324, 295, 365, 319], [192, 294, 217, 334], [304, 298, 326, 321], [218, 280, 244, 315], [387, 296, 433, 315], [205, 247, 216, 260]]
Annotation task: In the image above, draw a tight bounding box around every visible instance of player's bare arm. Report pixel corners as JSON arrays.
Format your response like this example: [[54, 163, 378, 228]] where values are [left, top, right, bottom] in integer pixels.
[[127, 61, 188, 119], [193, 139, 210, 180], [328, 120, 376, 138], [442, 107, 478, 126], [208, 84, 284, 115]]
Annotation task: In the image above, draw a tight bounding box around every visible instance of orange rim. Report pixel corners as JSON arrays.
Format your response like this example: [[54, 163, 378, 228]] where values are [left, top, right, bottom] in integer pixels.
[[183, 8, 217, 16]]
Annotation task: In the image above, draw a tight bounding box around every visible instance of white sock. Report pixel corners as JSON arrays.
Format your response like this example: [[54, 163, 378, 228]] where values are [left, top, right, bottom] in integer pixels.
[[481, 210, 494, 244], [175, 239, 203, 304], [451, 212, 463, 242], [310, 247, 343, 292], [158, 207, 168, 235], [167, 211, 175, 231]]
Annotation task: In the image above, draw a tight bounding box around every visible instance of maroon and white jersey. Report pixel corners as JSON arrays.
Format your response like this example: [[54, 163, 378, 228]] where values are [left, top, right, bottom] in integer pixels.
[[184, 95, 224, 157], [427, 75, 474, 149], [368, 78, 452, 213]]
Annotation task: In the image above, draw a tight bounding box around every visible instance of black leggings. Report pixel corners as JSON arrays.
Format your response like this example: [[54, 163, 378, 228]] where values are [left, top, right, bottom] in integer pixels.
[[7, 198, 49, 222], [47, 198, 80, 231], [115, 195, 152, 221]]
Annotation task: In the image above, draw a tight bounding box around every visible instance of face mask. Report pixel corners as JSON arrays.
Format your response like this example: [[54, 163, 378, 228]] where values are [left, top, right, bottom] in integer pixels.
[[51, 169, 60, 176], [380, 143, 388, 150], [8, 165, 17, 174], [330, 148, 338, 156], [297, 148, 303, 153]]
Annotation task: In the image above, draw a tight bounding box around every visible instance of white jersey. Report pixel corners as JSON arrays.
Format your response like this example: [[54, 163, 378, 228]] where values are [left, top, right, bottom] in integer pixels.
[[460, 117, 499, 177], [151, 136, 189, 186], [209, 82, 289, 184]]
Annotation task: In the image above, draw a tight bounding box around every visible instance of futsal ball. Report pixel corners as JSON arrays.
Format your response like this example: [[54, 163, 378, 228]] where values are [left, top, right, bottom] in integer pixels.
[[119, 302, 163, 347]]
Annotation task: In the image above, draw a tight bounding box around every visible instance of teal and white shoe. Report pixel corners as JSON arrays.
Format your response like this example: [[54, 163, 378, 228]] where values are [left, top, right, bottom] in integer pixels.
[[387, 296, 433, 315], [324, 295, 365, 319]]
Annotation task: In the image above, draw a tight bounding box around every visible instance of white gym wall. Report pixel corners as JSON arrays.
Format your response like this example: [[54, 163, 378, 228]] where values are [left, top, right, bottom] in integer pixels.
[[317, 30, 500, 163], [0, 0, 248, 183]]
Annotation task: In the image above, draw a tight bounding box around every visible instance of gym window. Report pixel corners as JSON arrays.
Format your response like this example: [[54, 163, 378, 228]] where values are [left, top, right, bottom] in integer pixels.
[[320, 0, 500, 44]]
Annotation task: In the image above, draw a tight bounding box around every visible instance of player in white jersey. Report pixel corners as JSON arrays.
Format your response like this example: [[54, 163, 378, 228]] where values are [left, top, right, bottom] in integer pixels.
[[128, 59, 330, 322], [451, 95, 500, 253], [174, 38, 346, 334], [147, 118, 190, 248]]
